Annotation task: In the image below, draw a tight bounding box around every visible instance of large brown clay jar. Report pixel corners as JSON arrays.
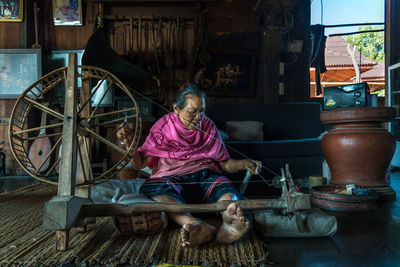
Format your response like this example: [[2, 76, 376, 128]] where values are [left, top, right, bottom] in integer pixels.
[[320, 107, 396, 187]]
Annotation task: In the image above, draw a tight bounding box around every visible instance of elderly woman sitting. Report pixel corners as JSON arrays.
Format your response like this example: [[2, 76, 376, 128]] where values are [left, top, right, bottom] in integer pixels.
[[119, 83, 259, 248]]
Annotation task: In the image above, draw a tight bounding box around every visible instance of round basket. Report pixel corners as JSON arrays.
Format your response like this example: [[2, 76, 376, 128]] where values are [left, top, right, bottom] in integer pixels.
[[310, 185, 378, 212]]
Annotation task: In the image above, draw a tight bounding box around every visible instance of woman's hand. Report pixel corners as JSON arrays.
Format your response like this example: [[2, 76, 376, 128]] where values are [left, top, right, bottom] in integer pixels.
[[240, 159, 261, 175], [116, 122, 134, 145], [219, 159, 261, 174]]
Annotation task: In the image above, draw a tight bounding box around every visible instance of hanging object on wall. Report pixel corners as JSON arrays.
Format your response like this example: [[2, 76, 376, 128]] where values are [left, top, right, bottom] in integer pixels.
[[174, 16, 185, 69], [137, 17, 146, 68], [152, 16, 163, 74], [114, 26, 126, 56], [32, 1, 41, 49], [164, 17, 174, 69], [128, 16, 135, 62], [52, 0, 83, 26], [96, 2, 103, 29], [0, 0, 23, 22]]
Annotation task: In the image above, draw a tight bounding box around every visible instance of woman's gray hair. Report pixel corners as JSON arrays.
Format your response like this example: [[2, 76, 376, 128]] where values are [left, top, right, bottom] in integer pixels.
[[173, 83, 207, 110]]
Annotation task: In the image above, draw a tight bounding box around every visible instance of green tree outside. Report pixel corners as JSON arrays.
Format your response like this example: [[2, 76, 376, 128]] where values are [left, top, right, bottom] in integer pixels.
[[344, 26, 384, 62]]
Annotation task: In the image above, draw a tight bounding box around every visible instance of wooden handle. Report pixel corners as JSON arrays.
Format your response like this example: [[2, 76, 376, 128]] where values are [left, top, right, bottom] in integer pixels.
[[129, 16, 133, 50], [138, 17, 142, 55], [82, 199, 287, 217], [32, 1, 40, 48]]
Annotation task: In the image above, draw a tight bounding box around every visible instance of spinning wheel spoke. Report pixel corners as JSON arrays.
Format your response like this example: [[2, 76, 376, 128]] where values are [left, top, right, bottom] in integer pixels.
[[83, 137, 94, 181], [11, 122, 64, 136], [26, 132, 62, 141], [87, 79, 114, 122], [23, 97, 64, 121], [76, 136, 90, 182], [82, 126, 130, 155], [98, 114, 137, 127], [46, 145, 62, 177], [46, 157, 60, 177], [90, 107, 137, 120], [34, 136, 62, 175], [78, 74, 110, 116]]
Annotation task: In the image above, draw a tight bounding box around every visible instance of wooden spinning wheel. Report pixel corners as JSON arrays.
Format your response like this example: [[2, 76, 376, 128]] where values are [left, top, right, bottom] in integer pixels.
[[8, 55, 141, 186]]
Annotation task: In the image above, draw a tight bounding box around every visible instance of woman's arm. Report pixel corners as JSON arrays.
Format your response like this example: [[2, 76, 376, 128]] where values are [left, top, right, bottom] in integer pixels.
[[129, 150, 154, 170], [117, 122, 154, 170], [219, 159, 260, 174]]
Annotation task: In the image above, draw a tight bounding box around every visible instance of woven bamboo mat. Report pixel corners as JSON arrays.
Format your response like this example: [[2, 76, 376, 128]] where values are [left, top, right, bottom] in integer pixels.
[[0, 184, 269, 267]]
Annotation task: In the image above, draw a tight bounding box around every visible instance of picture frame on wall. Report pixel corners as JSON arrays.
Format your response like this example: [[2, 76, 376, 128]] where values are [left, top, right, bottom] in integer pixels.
[[0, 0, 23, 22], [52, 0, 82, 26], [0, 49, 41, 99], [194, 49, 257, 97]]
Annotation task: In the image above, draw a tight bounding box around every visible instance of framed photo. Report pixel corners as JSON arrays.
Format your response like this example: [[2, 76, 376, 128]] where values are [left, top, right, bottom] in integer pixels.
[[0, 49, 41, 99], [0, 0, 23, 22], [195, 49, 257, 97], [52, 0, 82, 26]]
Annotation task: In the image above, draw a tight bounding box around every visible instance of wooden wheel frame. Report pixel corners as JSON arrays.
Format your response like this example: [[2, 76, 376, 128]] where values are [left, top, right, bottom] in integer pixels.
[[8, 60, 141, 186]]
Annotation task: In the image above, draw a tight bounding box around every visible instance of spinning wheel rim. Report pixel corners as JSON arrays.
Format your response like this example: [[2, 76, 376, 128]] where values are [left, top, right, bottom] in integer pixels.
[[8, 65, 142, 186]]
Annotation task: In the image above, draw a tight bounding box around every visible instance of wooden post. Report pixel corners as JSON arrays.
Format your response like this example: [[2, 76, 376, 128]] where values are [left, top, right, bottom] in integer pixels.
[[58, 53, 78, 196], [56, 230, 69, 251], [55, 53, 78, 250]]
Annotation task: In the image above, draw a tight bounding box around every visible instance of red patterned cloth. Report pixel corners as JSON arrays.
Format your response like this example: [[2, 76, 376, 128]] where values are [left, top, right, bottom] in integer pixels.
[[114, 212, 168, 234]]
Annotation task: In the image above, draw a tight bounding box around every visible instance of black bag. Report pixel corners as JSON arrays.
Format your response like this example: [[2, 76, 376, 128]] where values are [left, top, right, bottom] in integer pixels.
[[324, 82, 369, 110]]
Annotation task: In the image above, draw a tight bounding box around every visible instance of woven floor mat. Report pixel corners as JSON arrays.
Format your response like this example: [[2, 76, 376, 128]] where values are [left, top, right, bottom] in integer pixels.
[[0, 184, 269, 267]]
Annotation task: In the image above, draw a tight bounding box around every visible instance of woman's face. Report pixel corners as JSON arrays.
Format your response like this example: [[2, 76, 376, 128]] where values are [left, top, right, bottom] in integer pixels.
[[174, 94, 205, 130]]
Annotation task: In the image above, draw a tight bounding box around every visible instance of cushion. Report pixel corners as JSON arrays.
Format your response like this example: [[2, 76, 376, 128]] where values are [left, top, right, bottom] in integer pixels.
[[91, 179, 168, 235], [254, 209, 337, 237], [225, 121, 263, 141]]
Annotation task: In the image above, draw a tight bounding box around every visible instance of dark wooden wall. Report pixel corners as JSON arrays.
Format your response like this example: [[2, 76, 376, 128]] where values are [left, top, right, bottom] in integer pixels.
[[0, 0, 311, 104]]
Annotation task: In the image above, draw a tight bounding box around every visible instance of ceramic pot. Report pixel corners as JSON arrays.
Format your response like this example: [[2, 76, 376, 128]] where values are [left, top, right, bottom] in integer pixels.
[[320, 107, 396, 191]]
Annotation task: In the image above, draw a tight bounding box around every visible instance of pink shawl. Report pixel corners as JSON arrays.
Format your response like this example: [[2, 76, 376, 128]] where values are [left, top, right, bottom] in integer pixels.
[[138, 112, 229, 161]]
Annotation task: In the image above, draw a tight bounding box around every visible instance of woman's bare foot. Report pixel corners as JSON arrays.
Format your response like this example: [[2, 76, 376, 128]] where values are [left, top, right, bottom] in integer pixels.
[[216, 203, 250, 244], [180, 219, 216, 248]]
